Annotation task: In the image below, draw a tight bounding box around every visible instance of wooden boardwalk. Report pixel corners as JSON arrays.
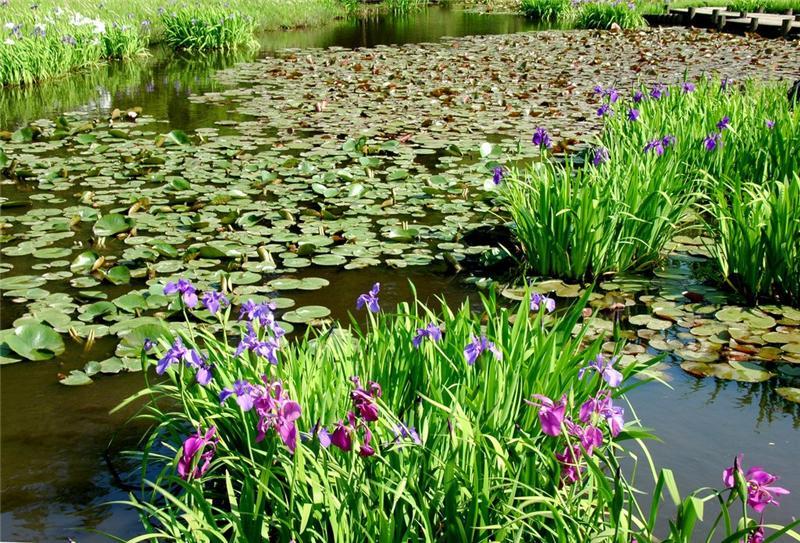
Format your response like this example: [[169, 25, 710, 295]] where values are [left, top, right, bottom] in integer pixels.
[[645, 6, 800, 38]]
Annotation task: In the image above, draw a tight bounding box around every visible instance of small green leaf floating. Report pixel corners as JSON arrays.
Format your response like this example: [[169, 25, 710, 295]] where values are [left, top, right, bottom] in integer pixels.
[[105, 265, 131, 285], [282, 305, 331, 324], [60, 370, 93, 386], [71, 251, 100, 274], [775, 387, 800, 404], [93, 214, 133, 237]]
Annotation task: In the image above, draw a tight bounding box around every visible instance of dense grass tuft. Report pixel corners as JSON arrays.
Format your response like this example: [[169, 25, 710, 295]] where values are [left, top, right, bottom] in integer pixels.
[[574, 0, 648, 28], [521, 0, 574, 21], [160, 7, 257, 51]]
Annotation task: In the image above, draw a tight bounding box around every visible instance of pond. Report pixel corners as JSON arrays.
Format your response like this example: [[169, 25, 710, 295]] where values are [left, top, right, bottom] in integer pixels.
[[1, 6, 799, 542]]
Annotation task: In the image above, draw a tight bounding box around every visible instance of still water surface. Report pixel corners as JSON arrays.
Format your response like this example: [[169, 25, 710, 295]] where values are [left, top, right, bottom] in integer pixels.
[[1, 7, 797, 542]]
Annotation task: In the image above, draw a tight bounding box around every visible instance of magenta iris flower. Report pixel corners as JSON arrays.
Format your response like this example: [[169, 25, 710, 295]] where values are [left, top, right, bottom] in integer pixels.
[[565, 419, 604, 454], [555, 444, 582, 484], [578, 354, 623, 388], [177, 426, 218, 480], [356, 283, 380, 313], [350, 376, 382, 422], [723, 455, 790, 513], [747, 526, 765, 543], [579, 390, 624, 436], [492, 166, 506, 185], [591, 147, 609, 166], [202, 290, 229, 315], [716, 116, 730, 131], [331, 417, 353, 452], [765, 119, 775, 129], [681, 82, 695, 93], [627, 108, 640, 121], [254, 379, 302, 453], [463, 335, 502, 365], [164, 279, 198, 308], [526, 394, 567, 436], [413, 322, 443, 348], [530, 292, 556, 313], [531, 127, 553, 149], [219, 379, 256, 411], [596, 104, 613, 117]]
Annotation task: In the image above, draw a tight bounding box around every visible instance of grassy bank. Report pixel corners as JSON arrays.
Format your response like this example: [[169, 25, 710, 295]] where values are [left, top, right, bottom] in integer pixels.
[[0, 0, 345, 85], [521, 0, 647, 28], [640, 0, 800, 14], [117, 283, 798, 541]]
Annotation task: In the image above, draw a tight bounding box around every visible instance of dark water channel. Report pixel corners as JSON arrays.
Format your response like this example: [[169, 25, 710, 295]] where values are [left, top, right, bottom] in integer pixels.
[[1, 7, 797, 542]]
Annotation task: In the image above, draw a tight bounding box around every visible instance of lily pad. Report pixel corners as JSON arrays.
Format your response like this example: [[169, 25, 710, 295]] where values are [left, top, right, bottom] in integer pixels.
[[5, 323, 65, 361], [93, 214, 133, 237], [282, 305, 331, 324]]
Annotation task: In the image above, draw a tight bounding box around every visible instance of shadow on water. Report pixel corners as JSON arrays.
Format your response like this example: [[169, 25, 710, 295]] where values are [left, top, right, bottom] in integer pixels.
[[0, 6, 797, 543]]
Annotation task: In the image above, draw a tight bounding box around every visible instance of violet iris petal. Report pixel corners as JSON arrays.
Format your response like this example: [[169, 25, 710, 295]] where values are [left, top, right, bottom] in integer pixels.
[[356, 282, 380, 313]]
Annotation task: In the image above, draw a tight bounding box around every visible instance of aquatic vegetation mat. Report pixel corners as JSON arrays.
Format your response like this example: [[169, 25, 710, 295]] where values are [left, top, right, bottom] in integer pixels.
[[1, 28, 799, 392]]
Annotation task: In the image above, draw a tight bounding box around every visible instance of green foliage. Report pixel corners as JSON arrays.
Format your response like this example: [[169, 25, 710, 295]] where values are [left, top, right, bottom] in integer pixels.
[[574, 0, 647, 29], [500, 158, 694, 281], [160, 7, 257, 51], [0, 0, 346, 85], [702, 175, 800, 305], [521, 0, 574, 21], [117, 289, 800, 542]]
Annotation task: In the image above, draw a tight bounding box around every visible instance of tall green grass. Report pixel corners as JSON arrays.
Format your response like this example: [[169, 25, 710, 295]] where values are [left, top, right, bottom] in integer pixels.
[[500, 157, 695, 281], [574, 0, 648, 28], [114, 286, 799, 542], [521, 0, 574, 21], [702, 175, 800, 305], [640, 0, 799, 14], [0, 0, 345, 85], [160, 7, 257, 52]]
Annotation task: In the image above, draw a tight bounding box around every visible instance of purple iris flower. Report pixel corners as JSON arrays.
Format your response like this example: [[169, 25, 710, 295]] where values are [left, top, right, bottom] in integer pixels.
[[413, 322, 443, 348], [578, 354, 623, 388], [596, 104, 613, 117], [644, 139, 665, 155], [62, 34, 77, 46], [591, 147, 609, 166], [681, 82, 695, 93], [238, 299, 281, 333], [530, 292, 556, 313], [662, 134, 676, 146], [593, 84, 604, 95], [555, 444, 582, 484], [604, 87, 619, 103], [627, 108, 640, 121], [195, 363, 214, 386], [723, 455, 790, 513], [163, 279, 198, 308], [143, 338, 155, 352], [704, 132, 722, 151], [202, 290, 229, 315], [649, 83, 668, 100], [356, 283, 380, 313], [716, 116, 730, 131], [765, 119, 775, 129], [492, 166, 505, 185], [351, 376, 382, 422], [358, 426, 375, 457], [463, 335, 502, 365], [254, 380, 302, 453], [531, 127, 553, 149], [394, 423, 422, 444], [156, 337, 204, 375], [526, 394, 567, 436], [234, 323, 280, 365], [331, 417, 353, 452], [721, 77, 733, 91], [177, 426, 218, 480], [219, 379, 256, 411], [632, 90, 644, 103]]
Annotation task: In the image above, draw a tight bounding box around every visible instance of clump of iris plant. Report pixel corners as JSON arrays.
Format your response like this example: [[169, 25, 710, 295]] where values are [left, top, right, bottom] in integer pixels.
[[578, 354, 623, 388], [591, 147, 609, 166], [643, 135, 675, 156], [627, 108, 640, 121], [156, 336, 213, 385]]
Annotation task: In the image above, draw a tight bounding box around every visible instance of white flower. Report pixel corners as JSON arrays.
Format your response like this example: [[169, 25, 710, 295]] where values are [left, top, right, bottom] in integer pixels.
[[4, 21, 15, 29], [53, 7, 63, 16], [4, 37, 13, 45], [92, 20, 105, 34]]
